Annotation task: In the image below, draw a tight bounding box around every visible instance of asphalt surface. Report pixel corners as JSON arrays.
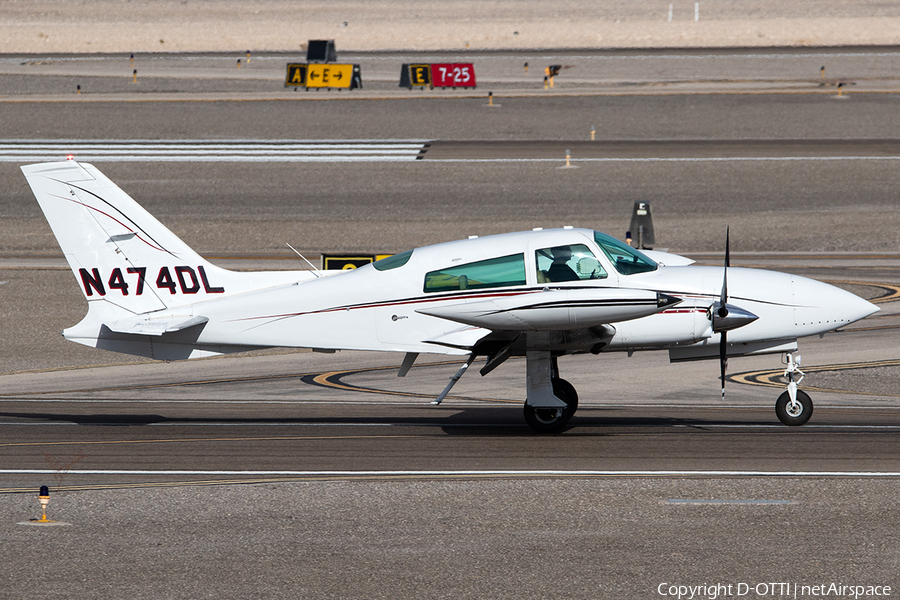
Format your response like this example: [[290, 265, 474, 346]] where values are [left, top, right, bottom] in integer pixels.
[[2, 49, 900, 598]]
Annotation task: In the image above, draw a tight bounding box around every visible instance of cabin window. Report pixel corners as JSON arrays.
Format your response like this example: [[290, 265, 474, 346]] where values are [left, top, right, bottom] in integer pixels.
[[373, 249, 413, 271], [535, 244, 607, 284], [424, 253, 526, 293], [593, 231, 657, 275]]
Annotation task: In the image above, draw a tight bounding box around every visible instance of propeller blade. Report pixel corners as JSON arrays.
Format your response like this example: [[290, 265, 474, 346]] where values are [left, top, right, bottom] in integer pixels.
[[720, 330, 727, 400], [717, 227, 730, 318], [719, 227, 730, 400], [724, 226, 730, 268]]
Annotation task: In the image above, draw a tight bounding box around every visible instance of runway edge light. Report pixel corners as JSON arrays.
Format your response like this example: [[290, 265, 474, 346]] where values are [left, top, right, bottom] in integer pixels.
[[38, 485, 51, 523]]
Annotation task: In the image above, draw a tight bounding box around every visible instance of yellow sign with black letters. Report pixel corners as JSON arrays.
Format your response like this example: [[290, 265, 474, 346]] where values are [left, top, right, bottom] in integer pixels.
[[322, 254, 393, 270], [285, 64, 308, 87], [286, 63, 360, 89], [306, 64, 355, 88]]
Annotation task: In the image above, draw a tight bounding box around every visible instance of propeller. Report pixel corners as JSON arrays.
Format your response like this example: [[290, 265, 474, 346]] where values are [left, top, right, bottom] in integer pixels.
[[709, 228, 759, 400], [718, 227, 730, 400]]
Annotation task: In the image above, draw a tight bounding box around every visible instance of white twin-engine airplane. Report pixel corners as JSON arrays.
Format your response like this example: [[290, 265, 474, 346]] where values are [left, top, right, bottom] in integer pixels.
[[23, 160, 878, 433]]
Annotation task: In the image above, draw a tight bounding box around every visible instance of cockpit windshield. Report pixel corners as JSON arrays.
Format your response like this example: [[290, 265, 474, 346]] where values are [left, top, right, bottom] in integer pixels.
[[593, 231, 658, 275]]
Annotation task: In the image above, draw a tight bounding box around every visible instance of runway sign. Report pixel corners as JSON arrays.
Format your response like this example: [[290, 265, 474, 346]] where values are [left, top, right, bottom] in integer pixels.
[[285, 64, 361, 89], [399, 64, 433, 88], [431, 63, 476, 88], [322, 254, 393, 270], [285, 64, 308, 86], [399, 63, 476, 89], [307, 64, 354, 88]]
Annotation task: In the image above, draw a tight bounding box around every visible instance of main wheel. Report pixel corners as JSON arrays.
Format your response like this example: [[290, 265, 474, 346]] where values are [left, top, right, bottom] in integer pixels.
[[775, 390, 813, 426], [553, 378, 578, 420], [523, 378, 578, 434]]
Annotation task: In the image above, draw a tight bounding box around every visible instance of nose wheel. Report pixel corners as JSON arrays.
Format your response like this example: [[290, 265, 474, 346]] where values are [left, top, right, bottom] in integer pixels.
[[523, 378, 578, 434], [776, 389, 813, 426], [775, 352, 813, 426]]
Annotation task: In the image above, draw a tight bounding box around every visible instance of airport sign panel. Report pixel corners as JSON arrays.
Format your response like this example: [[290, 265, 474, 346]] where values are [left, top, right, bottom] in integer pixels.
[[285, 63, 308, 87], [322, 254, 393, 270], [408, 64, 432, 87], [306, 64, 355, 88], [431, 63, 476, 88], [285, 63, 360, 89]]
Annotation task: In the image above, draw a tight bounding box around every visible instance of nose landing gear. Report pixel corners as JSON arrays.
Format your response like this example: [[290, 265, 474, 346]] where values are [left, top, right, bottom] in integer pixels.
[[775, 353, 812, 426]]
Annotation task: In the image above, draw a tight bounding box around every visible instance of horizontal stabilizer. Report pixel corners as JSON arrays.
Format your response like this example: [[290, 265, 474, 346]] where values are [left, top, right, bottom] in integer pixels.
[[107, 315, 209, 337]]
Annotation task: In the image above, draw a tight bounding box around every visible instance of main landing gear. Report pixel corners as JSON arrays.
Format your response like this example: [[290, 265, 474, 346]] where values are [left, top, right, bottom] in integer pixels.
[[429, 349, 579, 434], [775, 353, 812, 426], [522, 352, 579, 433], [523, 377, 578, 434]]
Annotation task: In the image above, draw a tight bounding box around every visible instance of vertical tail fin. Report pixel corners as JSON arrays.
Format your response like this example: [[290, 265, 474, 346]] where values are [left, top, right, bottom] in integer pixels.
[[22, 160, 235, 314], [22, 160, 310, 360]]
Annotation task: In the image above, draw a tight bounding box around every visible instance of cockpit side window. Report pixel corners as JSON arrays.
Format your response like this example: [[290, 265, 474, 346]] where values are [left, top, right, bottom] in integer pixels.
[[424, 253, 526, 293], [535, 244, 607, 284], [373, 249, 413, 271], [593, 231, 657, 275]]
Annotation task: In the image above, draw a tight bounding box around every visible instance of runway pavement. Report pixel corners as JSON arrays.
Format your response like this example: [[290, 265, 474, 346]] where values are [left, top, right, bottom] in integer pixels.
[[3, 329, 900, 486], [2, 49, 900, 598]]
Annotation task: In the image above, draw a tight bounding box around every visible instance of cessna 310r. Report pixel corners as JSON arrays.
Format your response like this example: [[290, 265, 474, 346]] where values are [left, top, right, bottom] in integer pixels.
[[23, 160, 878, 433]]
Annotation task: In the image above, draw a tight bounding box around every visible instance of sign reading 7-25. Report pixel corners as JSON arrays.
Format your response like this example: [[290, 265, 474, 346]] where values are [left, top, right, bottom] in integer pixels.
[[431, 63, 476, 88]]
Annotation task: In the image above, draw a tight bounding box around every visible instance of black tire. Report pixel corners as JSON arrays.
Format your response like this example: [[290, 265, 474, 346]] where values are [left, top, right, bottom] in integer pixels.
[[775, 390, 813, 426], [554, 378, 579, 421], [523, 378, 578, 434]]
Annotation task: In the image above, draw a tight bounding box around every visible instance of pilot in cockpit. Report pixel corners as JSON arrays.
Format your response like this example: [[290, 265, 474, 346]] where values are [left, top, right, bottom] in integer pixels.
[[546, 246, 580, 282]]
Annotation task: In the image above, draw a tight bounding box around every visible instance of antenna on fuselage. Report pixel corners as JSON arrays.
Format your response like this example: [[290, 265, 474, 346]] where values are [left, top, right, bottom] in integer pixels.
[[286, 242, 322, 277]]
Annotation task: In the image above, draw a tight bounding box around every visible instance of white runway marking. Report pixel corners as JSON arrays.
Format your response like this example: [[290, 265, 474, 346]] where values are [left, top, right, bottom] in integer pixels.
[[3, 421, 900, 429], [2, 140, 898, 163], [0, 139, 429, 162], [429, 156, 900, 163], [4, 397, 900, 412], [2, 469, 900, 477]]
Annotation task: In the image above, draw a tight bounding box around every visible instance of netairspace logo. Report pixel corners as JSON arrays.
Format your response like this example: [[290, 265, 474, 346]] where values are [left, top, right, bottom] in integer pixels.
[[657, 582, 893, 599]]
